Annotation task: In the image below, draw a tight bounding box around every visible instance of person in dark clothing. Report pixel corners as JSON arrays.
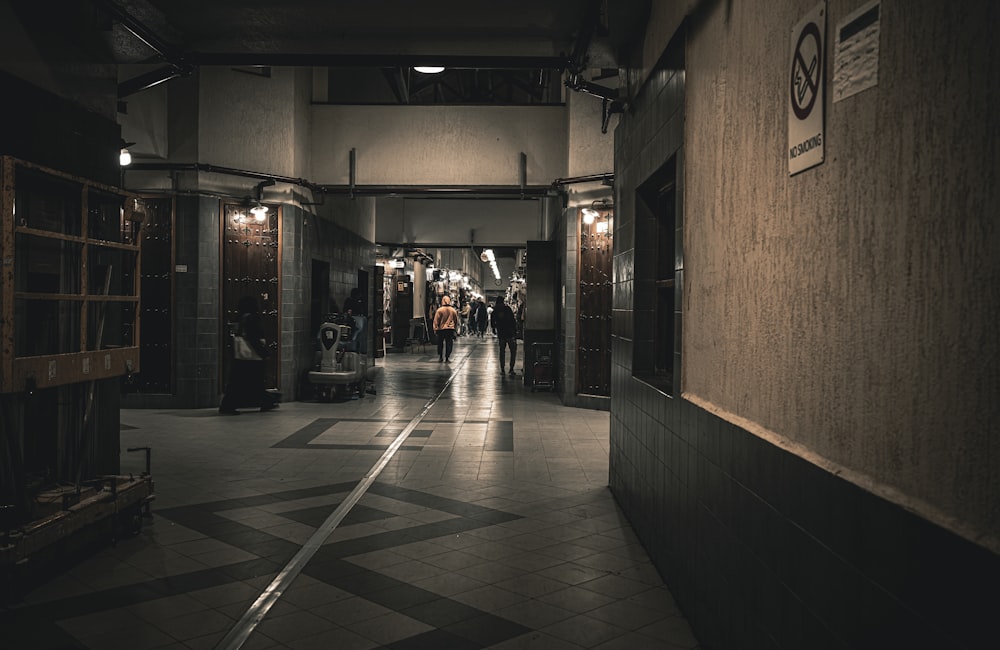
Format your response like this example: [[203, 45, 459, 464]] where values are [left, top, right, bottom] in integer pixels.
[[343, 287, 365, 316], [491, 296, 518, 375], [343, 287, 368, 354], [219, 295, 279, 414], [467, 300, 479, 337], [475, 298, 489, 338]]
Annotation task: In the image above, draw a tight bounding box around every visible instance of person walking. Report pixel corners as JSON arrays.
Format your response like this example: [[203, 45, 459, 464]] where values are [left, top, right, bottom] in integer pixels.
[[460, 300, 471, 337], [432, 295, 459, 362], [220, 295, 279, 414], [475, 298, 489, 338], [468, 300, 480, 337], [490, 296, 518, 375], [343, 287, 367, 353]]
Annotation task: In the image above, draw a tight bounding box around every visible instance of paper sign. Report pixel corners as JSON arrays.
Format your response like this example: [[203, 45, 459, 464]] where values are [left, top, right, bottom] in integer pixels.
[[833, 1, 880, 102]]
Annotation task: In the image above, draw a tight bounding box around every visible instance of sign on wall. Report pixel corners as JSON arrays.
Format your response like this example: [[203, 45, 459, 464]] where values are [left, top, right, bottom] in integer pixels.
[[788, 2, 826, 175], [833, 1, 881, 102]]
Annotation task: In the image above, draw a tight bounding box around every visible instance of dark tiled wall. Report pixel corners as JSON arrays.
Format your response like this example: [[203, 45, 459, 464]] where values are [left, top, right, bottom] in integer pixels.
[[610, 40, 999, 650], [559, 209, 575, 401], [173, 195, 222, 408], [123, 195, 226, 408], [125, 198, 375, 407], [123, 195, 224, 408], [280, 205, 376, 400]]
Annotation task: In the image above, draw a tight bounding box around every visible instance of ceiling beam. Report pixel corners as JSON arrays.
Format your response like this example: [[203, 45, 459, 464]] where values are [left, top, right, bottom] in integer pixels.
[[186, 53, 571, 70], [118, 65, 185, 98], [380, 67, 409, 104]]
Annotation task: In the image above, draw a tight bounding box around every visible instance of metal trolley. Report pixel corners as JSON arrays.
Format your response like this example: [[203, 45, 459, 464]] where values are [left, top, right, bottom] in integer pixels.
[[530, 342, 555, 392]]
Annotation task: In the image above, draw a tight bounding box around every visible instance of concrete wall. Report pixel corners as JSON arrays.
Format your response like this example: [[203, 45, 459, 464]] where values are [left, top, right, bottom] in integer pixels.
[[311, 104, 567, 185], [566, 89, 616, 178], [118, 65, 170, 161], [609, 1, 999, 647], [684, 0, 998, 547], [199, 67, 305, 178], [375, 198, 544, 247]]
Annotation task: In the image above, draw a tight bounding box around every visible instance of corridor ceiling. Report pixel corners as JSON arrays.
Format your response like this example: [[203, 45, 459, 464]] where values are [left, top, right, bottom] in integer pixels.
[[5, 0, 641, 244], [12, 0, 650, 104]]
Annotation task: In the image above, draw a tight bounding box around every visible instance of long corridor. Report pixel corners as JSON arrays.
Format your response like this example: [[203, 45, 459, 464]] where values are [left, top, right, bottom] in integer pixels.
[[2, 337, 699, 650]]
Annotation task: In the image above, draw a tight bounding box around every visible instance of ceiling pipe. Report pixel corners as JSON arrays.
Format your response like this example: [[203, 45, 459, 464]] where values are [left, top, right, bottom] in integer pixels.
[[124, 161, 560, 199], [551, 172, 614, 187], [126, 162, 326, 195], [322, 185, 556, 199]]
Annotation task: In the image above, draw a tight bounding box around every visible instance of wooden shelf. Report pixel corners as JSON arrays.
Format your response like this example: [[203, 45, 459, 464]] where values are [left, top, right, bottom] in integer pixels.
[[1, 155, 144, 393]]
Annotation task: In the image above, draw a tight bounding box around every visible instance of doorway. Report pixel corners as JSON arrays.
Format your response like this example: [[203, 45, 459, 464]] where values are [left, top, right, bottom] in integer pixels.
[[311, 260, 330, 337], [577, 206, 613, 396], [221, 203, 280, 390]]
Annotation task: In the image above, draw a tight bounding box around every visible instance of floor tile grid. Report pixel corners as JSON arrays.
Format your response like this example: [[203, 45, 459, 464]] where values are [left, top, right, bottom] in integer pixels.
[[1, 341, 699, 649]]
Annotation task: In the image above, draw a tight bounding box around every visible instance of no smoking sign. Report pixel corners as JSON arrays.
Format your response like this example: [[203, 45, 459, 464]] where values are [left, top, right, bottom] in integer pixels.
[[788, 2, 826, 175]]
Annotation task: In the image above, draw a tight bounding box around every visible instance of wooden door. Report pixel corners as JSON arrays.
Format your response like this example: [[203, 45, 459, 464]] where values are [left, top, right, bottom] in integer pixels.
[[221, 203, 280, 389]]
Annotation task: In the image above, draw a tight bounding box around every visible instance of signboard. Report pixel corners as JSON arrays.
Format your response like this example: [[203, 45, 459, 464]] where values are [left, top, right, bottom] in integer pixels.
[[833, 1, 880, 102], [788, 2, 826, 175]]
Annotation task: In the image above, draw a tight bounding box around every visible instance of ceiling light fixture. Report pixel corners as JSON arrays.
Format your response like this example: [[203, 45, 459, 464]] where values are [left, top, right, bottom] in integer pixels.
[[414, 65, 445, 74]]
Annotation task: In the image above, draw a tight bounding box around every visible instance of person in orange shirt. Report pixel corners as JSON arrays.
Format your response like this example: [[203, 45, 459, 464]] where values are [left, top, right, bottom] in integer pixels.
[[432, 295, 460, 362]]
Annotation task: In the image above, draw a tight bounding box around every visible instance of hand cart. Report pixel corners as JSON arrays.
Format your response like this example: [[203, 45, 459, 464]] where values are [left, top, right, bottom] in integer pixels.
[[530, 342, 555, 392]]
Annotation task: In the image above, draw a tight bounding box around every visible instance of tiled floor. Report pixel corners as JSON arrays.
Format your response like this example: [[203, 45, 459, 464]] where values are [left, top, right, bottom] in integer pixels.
[[1, 336, 700, 649]]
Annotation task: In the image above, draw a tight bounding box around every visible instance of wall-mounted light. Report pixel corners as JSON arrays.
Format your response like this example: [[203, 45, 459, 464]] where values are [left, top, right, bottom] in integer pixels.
[[581, 207, 599, 224], [250, 203, 269, 221], [414, 66, 445, 74], [119, 139, 136, 166], [247, 179, 275, 222]]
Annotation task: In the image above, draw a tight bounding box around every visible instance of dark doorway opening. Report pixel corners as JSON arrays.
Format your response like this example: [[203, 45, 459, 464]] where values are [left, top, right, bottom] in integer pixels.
[[311, 260, 330, 338]]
